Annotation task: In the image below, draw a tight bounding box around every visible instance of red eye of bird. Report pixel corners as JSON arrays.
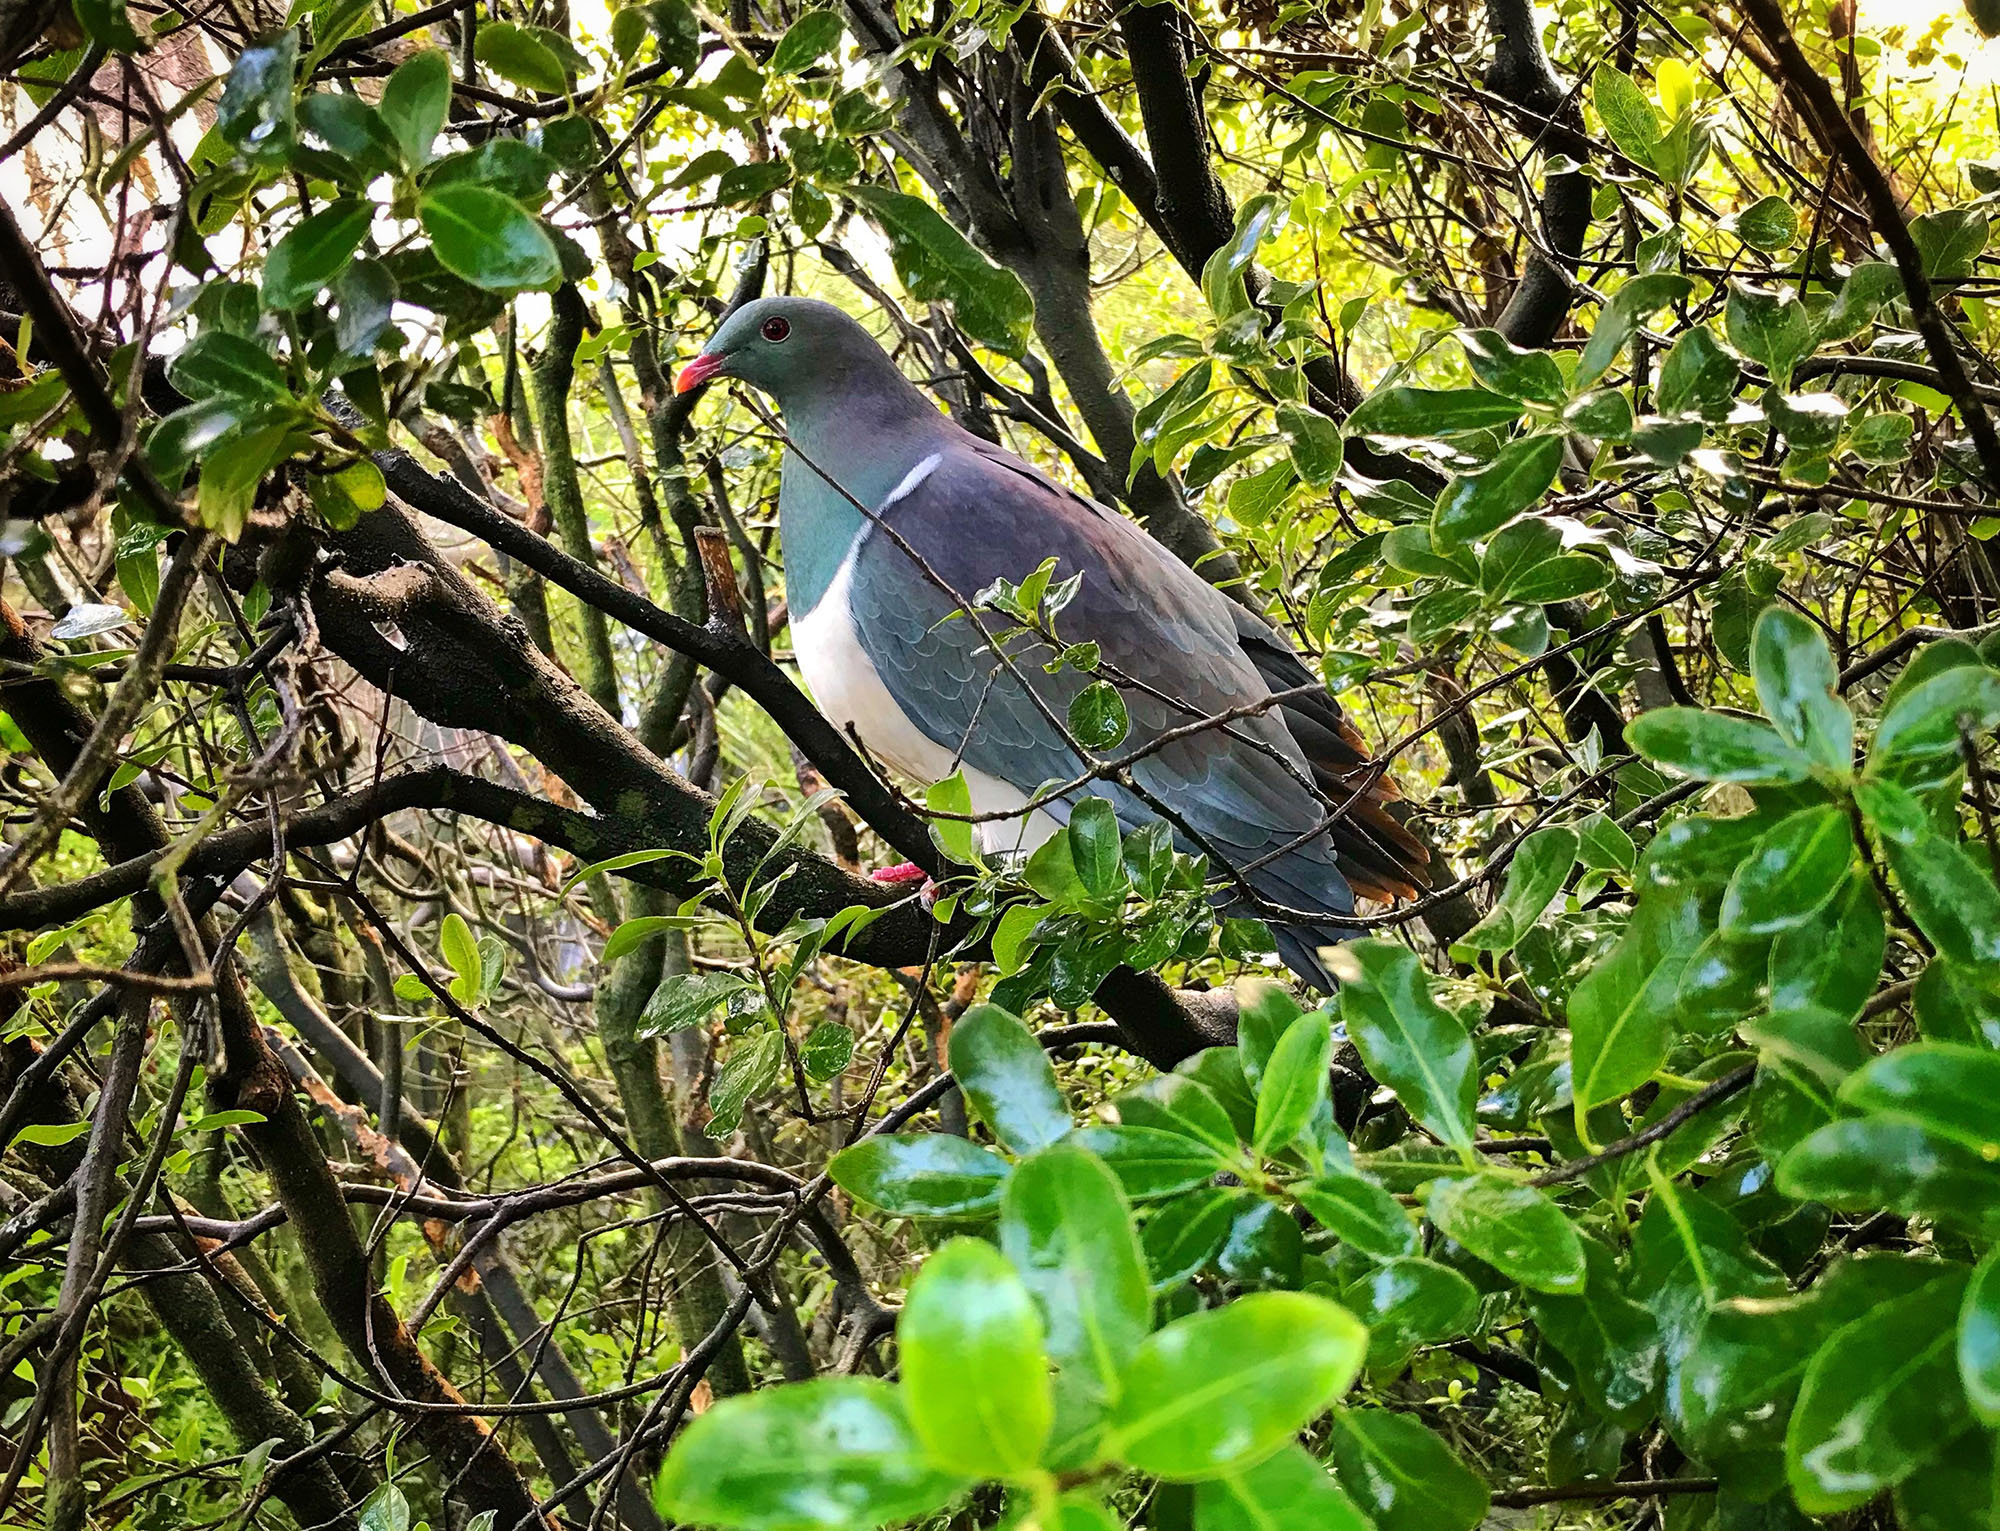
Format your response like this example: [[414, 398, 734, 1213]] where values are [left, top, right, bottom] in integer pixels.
[[761, 316, 791, 342]]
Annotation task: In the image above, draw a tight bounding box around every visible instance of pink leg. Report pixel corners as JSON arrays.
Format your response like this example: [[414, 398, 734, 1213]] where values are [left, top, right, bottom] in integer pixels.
[[870, 861, 928, 885]]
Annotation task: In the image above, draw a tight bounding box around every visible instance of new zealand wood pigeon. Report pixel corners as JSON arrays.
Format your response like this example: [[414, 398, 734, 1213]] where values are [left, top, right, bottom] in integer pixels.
[[675, 297, 1426, 989]]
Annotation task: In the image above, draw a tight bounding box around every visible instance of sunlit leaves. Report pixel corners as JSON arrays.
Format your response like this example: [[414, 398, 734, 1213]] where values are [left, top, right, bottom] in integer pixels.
[[1328, 941, 1476, 1153], [900, 1238, 1052, 1476], [847, 184, 1034, 354], [418, 183, 562, 291]]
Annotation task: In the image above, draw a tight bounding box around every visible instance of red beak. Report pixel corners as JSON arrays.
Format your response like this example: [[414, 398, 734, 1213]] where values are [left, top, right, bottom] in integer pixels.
[[673, 352, 726, 394]]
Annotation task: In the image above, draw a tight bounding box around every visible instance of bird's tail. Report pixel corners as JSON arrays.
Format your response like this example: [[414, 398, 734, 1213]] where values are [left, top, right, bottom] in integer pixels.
[[1271, 921, 1352, 994]]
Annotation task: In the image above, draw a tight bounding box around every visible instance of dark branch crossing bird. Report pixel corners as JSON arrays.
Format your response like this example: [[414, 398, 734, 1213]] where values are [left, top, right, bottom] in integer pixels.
[[675, 297, 1426, 989]]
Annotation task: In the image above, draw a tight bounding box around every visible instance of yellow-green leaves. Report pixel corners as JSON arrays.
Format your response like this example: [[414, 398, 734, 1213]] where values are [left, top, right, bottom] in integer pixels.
[[1424, 1174, 1586, 1294], [847, 184, 1035, 355], [948, 1003, 1071, 1153], [418, 183, 562, 292], [653, 1378, 967, 1531], [1105, 1293, 1365, 1480], [900, 1238, 1053, 1477]]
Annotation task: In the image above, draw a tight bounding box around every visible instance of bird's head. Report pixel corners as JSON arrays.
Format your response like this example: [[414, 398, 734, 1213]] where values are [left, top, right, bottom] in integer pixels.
[[674, 296, 890, 409]]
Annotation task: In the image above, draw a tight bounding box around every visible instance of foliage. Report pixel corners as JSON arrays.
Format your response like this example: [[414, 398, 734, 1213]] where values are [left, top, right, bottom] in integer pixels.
[[10, 0, 2000, 1527]]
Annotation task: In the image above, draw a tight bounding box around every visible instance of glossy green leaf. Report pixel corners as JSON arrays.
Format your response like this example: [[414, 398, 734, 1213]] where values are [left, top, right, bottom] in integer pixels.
[[999, 1144, 1150, 1428], [1718, 805, 1853, 937], [1066, 799, 1126, 901], [1106, 1291, 1366, 1479], [1325, 1408, 1490, 1531], [1454, 824, 1577, 954], [263, 199, 372, 309], [1869, 664, 2000, 777], [828, 1133, 1010, 1217], [1068, 681, 1129, 749], [848, 184, 1035, 355], [1113, 1075, 1239, 1155], [1141, 1187, 1241, 1289], [379, 48, 451, 167], [1568, 885, 1705, 1110], [1731, 194, 1799, 251], [770, 8, 844, 71], [1194, 1443, 1372, 1531], [1726, 281, 1812, 385], [1592, 64, 1660, 167], [1430, 433, 1564, 546], [1065, 1126, 1224, 1201], [948, 1003, 1070, 1153], [1525, 1241, 1662, 1430], [1329, 940, 1477, 1154], [1778, 1117, 2000, 1236], [1460, 328, 1567, 406], [1881, 826, 2000, 966], [900, 1237, 1051, 1476], [475, 23, 569, 93], [1346, 386, 1525, 439], [1626, 708, 1812, 784], [1576, 273, 1692, 387], [1253, 1011, 1332, 1156], [1295, 1172, 1418, 1259], [1343, 1256, 1479, 1361], [1768, 873, 1883, 1020], [1962, 1247, 2000, 1423], [1425, 1173, 1586, 1293], [652, 1378, 961, 1529], [418, 183, 561, 292], [1786, 1267, 1971, 1513], [1750, 606, 1853, 772]]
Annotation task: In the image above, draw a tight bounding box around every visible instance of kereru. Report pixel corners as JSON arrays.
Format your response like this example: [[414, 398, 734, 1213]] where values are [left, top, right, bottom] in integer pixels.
[[675, 297, 1426, 989]]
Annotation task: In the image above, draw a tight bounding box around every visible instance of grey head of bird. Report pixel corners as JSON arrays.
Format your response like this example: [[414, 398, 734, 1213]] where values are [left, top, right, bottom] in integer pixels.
[[672, 296, 929, 423]]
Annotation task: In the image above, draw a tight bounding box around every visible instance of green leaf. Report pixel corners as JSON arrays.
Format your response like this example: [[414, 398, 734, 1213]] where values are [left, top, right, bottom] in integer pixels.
[[168, 331, 290, 405], [1655, 325, 1739, 419], [217, 32, 298, 167], [1592, 65, 1661, 168], [1295, 1172, 1418, 1258], [1768, 874, 1884, 1020], [1106, 1292, 1366, 1480], [379, 49, 451, 167], [1329, 941, 1476, 1154], [1840, 1042, 2000, 1154], [1343, 1256, 1479, 1362], [900, 1237, 1052, 1477], [1193, 1443, 1372, 1531], [1575, 273, 1693, 388], [418, 183, 559, 292], [708, 1030, 781, 1134], [802, 1020, 854, 1082], [307, 458, 387, 530], [1563, 388, 1635, 442], [1625, 708, 1812, 784], [1786, 1267, 1971, 1513], [770, 7, 844, 71], [636, 971, 752, 1037], [1142, 1187, 1240, 1289], [600, 914, 697, 964], [1726, 282, 1812, 386], [1115, 1077, 1238, 1157], [475, 23, 569, 93], [12, 1120, 91, 1148], [1252, 1010, 1332, 1156], [926, 771, 974, 865], [653, 1377, 966, 1531], [74, 0, 141, 50], [1424, 1173, 1586, 1293], [1718, 805, 1854, 937], [1065, 1126, 1225, 1201], [1346, 386, 1525, 439], [1778, 1117, 2000, 1236], [439, 910, 480, 1000], [1503, 553, 1611, 604], [1275, 406, 1344, 487], [1869, 664, 2000, 778], [1325, 1409, 1490, 1531], [1730, 194, 1799, 251], [1068, 682, 1129, 750], [1912, 206, 1990, 279], [828, 1133, 1010, 1217], [1459, 329, 1567, 406], [999, 1144, 1149, 1451], [1962, 1247, 2000, 1423], [1880, 826, 2000, 966], [847, 184, 1035, 355], [1454, 824, 1577, 955], [1751, 606, 1853, 772], [1568, 885, 1705, 1110], [1525, 1240, 1662, 1430], [948, 1002, 1070, 1153], [1430, 433, 1563, 546], [1065, 799, 1125, 902], [1895, 1429, 2000, 1531]]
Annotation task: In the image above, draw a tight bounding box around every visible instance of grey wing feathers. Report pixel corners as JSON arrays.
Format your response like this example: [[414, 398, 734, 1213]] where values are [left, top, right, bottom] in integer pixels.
[[843, 439, 1427, 983]]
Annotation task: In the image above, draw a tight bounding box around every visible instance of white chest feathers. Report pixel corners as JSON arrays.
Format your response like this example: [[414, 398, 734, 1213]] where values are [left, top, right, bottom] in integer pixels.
[[789, 532, 1060, 857]]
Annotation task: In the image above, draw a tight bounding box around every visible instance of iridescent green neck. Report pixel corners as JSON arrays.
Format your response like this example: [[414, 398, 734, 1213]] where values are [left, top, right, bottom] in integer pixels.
[[777, 392, 940, 617]]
